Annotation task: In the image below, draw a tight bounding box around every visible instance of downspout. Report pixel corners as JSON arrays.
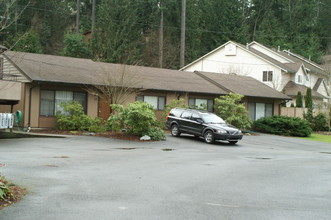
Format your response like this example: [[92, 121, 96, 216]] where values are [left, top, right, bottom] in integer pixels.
[[27, 84, 38, 132]]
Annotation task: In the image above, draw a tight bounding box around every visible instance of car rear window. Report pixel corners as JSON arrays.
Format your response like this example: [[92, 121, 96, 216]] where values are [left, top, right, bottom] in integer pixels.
[[170, 109, 184, 117], [181, 111, 192, 119]]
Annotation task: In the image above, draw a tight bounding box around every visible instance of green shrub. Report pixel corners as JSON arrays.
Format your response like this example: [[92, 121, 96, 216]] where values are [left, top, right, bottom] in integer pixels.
[[109, 102, 160, 136], [144, 127, 166, 141], [310, 113, 329, 131], [214, 93, 252, 129], [56, 101, 104, 131], [253, 115, 312, 137], [0, 176, 12, 201]]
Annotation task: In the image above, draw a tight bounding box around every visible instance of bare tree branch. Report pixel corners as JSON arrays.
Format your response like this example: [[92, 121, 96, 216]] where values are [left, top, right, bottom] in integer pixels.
[[0, 0, 30, 33], [86, 64, 145, 106]]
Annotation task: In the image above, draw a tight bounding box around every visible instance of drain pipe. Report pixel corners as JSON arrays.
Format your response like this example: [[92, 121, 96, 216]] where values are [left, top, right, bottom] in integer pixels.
[[27, 84, 37, 132]]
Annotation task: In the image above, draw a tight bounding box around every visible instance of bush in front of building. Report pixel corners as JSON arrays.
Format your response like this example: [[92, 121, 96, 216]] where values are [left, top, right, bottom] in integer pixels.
[[304, 113, 330, 131], [253, 115, 312, 137], [108, 102, 165, 141], [214, 93, 252, 130], [56, 101, 105, 132]]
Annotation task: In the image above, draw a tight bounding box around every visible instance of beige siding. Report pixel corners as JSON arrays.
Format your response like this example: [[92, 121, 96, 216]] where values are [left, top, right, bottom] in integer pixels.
[[2, 55, 30, 82]]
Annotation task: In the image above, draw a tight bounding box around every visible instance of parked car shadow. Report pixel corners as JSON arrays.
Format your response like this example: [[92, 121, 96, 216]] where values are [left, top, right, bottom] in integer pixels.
[[176, 134, 243, 147]]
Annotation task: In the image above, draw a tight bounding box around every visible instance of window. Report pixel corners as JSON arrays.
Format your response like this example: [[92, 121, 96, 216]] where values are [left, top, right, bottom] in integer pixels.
[[297, 74, 302, 83], [136, 95, 166, 110], [181, 111, 192, 119], [248, 102, 273, 120], [189, 98, 214, 112], [40, 90, 87, 116], [170, 108, 184, 117], [306, 74, 310, 81], [191, 113, 201, 122], [263, 71, 273, 82], [0, 58, 3, 80]]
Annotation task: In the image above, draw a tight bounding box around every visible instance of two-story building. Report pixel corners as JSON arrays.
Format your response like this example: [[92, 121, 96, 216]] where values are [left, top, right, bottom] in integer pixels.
[[181, 41, 330, 108]]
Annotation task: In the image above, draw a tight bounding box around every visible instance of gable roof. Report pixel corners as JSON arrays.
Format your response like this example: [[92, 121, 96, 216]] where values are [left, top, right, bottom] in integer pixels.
[[181, 41, 327, 77], [195, 71, 290, 100], [3, 51, 291, 100], [283, 81, 325, 99], [3, 51, 226, 95], [180, 41, 289, 72]]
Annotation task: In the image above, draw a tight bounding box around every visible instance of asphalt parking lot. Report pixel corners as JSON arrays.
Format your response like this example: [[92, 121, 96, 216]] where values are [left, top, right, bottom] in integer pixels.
[[0, 134, 331, 220]]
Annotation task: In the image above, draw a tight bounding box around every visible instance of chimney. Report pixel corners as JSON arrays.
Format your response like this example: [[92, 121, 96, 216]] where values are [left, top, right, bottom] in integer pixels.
[[246, 43, 249, 50], [277, 46, 280, 52], [308, 55, 311, 61]]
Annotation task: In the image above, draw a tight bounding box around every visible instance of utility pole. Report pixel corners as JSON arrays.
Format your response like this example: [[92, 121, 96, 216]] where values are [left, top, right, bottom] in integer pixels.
[[180, 0, 186, 68], [76, 0, 80, 33], [91, 0, 96, 32], [159, 0, 164, 68]]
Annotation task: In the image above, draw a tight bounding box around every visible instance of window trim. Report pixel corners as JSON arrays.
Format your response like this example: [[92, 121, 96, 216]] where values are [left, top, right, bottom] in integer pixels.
[[262, 71, 273, 82], [188, 98, 214, 112], [136, 95, 166, 110], [40, 90, 87, 116], [248, 102, 274, 121], [297, 74, 303, 83]]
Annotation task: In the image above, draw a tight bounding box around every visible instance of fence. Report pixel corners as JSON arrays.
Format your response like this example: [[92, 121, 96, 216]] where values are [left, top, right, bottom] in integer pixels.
[[280, 107, 330, 119]]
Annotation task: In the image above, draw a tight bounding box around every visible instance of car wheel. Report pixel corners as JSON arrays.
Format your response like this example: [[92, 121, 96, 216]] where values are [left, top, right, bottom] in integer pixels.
[[171, 124, 180, 137], [229, 141, 238, 144], [204, 130, 214, 144]]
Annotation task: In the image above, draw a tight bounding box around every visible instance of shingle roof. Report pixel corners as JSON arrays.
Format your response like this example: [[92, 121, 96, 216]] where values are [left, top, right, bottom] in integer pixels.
[[3, 51, 226, 95], [4, 51, 291, 100], [95, 62, 227, 94], [283, 81, 325, 98], [195, 71, 290, 100]]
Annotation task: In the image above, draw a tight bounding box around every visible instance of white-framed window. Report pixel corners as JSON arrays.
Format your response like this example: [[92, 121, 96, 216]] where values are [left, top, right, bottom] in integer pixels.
[[263, 71, 273, 82], [136, 95, 166, 110], [40, 90, 87, 116], [297, 74, 303, 83], [248, 102, 273, 120], [188, 98, 213, 112]]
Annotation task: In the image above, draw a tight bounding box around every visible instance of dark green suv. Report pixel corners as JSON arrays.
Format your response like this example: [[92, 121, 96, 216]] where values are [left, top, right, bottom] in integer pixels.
[[166, 108, 243, 144]]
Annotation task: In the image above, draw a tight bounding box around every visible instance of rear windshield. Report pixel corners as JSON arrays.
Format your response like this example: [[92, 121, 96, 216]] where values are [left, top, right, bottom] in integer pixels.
[[170, 109, 184, 117]]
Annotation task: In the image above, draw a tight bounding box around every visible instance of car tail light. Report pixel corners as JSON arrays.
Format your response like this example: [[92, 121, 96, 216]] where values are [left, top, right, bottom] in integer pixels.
[[166, 112, 170, 120]]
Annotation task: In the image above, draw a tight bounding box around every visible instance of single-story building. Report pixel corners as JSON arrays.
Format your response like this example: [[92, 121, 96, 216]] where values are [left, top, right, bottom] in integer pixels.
[[0, 51, 290, 128]]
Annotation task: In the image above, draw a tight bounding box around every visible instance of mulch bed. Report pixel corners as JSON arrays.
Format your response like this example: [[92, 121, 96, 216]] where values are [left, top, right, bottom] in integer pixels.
[[0, 186, 27, 210]]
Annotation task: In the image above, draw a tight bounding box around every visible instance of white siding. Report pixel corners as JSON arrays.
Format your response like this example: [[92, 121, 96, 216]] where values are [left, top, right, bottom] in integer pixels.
[[2, 55, 30, 82], [183, 43, 284, 91]]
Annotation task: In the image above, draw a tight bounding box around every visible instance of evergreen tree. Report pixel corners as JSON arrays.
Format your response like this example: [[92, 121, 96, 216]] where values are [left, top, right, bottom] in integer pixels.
[[90, 0, 143, 64], [296, 91, 303, 107], [305, 88, 313, 109]]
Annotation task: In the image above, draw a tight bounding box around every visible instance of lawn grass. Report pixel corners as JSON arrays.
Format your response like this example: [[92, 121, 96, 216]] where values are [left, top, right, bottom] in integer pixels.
[[298, 133, 331, 143]]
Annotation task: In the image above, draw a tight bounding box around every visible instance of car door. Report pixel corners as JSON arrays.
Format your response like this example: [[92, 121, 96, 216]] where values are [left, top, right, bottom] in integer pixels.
[[179, 111, 192, 132], [190, 113, 204, 135]]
